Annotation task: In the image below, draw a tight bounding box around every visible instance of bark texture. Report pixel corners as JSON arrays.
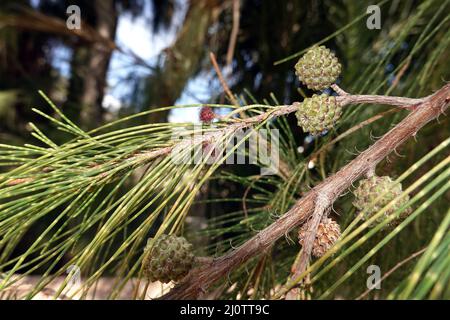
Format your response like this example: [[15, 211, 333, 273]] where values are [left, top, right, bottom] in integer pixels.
[[66, 0, 117, 129]]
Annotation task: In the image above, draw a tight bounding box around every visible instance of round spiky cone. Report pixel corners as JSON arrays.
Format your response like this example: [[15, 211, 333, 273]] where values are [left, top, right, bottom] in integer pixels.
[[295, 45, 341, 90], [295, 94, 342, 135], [142, 234, 194, 283], [298, 217, 341, 258], [353, 176, 411, 226]]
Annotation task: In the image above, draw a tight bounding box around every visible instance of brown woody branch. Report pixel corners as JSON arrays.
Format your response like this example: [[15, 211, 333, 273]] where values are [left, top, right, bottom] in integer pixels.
[[337, 94, 426, 109], [332, 84, 427, 108], [160, 83, 450, 299], [136, 89, 433, 166], [355, 247, 426, 300]]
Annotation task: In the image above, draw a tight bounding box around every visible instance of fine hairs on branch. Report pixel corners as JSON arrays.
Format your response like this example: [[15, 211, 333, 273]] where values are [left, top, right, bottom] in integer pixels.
[[5, 45, 448, 300]]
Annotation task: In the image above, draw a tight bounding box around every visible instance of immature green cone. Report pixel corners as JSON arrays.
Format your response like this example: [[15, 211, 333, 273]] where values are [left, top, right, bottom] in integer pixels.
[[353, 176, 411, 226], [295, 45, 341, 90], [142, 234, 194, 283], [298, 217, 341, 258], [295, 94, 342, 135]]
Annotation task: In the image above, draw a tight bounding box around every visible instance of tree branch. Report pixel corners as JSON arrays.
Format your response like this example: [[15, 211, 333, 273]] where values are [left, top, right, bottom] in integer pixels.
[[332, 84, 426, 109], [331, 84, 349, 96], [160, 83, 450, 299], [209, 52, 292, 179], [226, 0, 241, 67], [285, 194, 330, 300], [337, 94, 426, 109]]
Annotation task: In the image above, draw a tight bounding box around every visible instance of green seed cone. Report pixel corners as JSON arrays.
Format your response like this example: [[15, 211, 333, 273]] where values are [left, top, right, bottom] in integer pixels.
[[295, 94, 342, 135], [142, 234, 194, 283], [353, 176, 411, 227], [295, 45, 341, 91]]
